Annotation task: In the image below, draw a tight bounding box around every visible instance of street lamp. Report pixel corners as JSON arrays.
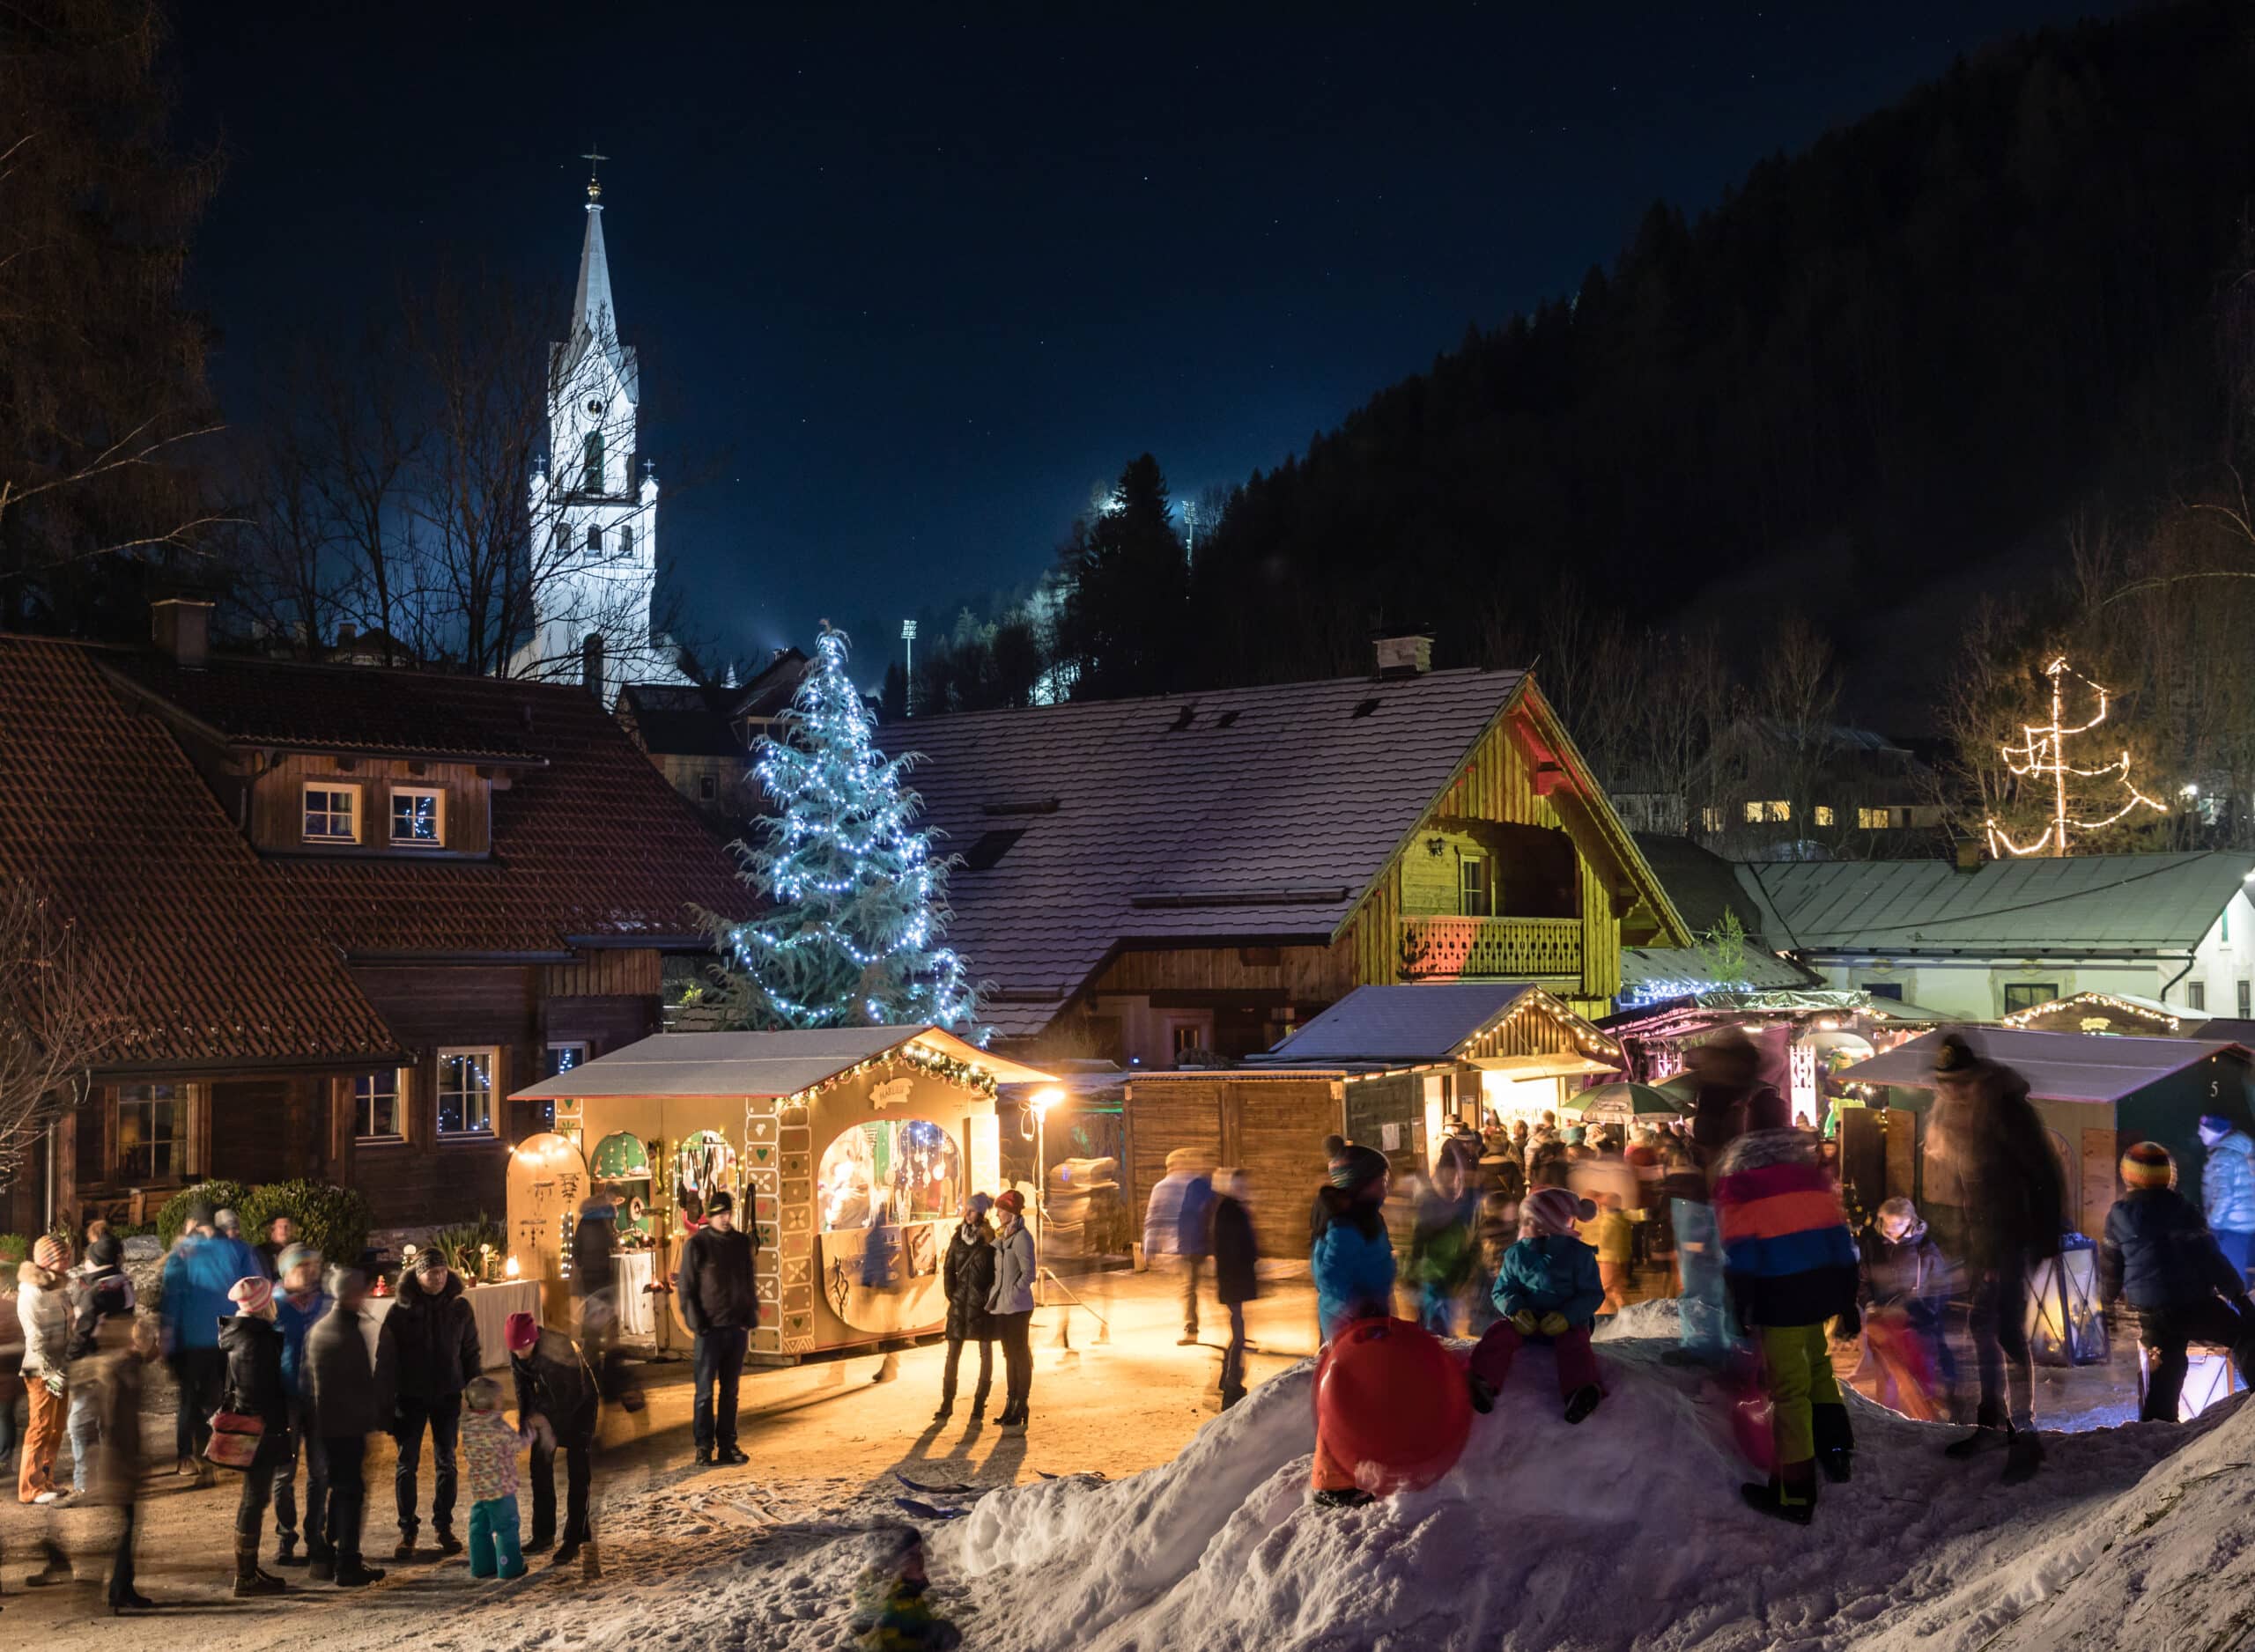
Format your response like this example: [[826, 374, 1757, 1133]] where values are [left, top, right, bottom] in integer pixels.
[[900, 619, 918, 716], [1022, 1083, 1106, 1346]]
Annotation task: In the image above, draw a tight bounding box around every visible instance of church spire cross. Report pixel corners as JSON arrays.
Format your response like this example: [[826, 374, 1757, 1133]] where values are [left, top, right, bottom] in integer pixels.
[[581, 145, 609, 203]]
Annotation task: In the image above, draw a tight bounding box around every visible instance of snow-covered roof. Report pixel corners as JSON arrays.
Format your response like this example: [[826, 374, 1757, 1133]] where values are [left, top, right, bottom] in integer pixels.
[[1738, 852, 2255, 954], [508, 1027, 1054, 1101], [1836, 1028, 2251, 1104], [1620, 945, 1817, 993]]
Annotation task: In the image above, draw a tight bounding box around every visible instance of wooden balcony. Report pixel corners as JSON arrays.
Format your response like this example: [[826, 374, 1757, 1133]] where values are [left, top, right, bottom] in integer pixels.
[[1399, 915, 1583, 983]]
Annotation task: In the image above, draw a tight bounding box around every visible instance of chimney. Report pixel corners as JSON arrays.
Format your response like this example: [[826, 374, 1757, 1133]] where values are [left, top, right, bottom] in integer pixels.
[[151, 597, 211, 668], [580, 632, 606, 699], [1371, 627, 1434, 679], [336, 622, 358, 647], [1954, 837, 1984, 874]]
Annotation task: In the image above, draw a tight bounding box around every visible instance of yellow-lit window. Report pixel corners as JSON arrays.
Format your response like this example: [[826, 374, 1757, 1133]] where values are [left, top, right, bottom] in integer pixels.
[[1742, 800, 1763, 824], [1814, 806, 1836, 827], [1859, 807, 1889, 830]]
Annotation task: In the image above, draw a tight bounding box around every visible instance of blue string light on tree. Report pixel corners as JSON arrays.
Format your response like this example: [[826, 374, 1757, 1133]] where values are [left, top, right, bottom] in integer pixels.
[[699, 623, 987, 1037]]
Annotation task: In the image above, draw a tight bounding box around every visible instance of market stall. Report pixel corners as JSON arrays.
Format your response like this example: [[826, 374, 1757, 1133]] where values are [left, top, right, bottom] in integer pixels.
[[510, 1026, 1054, 1361]]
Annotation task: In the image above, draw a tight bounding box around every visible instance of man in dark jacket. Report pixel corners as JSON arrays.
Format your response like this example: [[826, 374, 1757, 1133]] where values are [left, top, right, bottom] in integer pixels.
[[935, 1194, 995, 1424], [675, 1189, 756, 1466], [383, 1252, 480, 1560], [505, 1310, 598, 1566], [307, 1268, 391, 1588], [573, 1193, 624, 1401], [1211, 1169, 1261, 1410], [2100, 1141, 2255, 1422]]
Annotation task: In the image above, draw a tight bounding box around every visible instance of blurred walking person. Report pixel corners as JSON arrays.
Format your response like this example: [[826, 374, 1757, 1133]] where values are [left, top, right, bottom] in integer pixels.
[[91, 1314, 159, 1612], [1142, 1149, 1216, 1345], [573, 1190, 626, 1402], [2197, 1115, 2255, 1286], [506, 1310, 598, 1567], [935, 1194, 995, 1425], [676, 1189, 756, 1466], [159, 1199, 236, 1479], [219, 1275, 292, 1597], [1408, 1140, 1478, 1337], [1212, 1169, 1260, 1409], [388, 1250, 481, 1559], [307, 1268, 389, 1587], [16, 1235, 70, 1507], [987, 1189, 1038, 1432], [1926, 1034, 2063, 1483], [270, 1244, 331, 1571]]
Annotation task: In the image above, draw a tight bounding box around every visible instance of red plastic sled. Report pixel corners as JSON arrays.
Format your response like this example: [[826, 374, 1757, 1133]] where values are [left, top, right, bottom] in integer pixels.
[[1314, 1316, 1475, 1495]]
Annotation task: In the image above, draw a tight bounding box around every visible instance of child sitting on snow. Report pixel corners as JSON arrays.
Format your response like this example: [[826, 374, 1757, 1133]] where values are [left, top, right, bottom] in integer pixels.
[[1466, 1186, 1606, 1425], [1858, 1195, 1955, 1420], [457, 1375, 530, 1580]]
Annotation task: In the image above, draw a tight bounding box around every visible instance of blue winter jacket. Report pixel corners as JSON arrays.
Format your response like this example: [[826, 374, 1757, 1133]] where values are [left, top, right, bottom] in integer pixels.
[[2099, 1188, 2246, 1312], [1490, 1233, 1606, 1331], [2201, 1131, 2255, 1234], [1312, 1210, 1395, 1343], [275, 1288, 333, 1399], [161, 1234, 264, 1352], [1143, 1172, 1216, 1259]]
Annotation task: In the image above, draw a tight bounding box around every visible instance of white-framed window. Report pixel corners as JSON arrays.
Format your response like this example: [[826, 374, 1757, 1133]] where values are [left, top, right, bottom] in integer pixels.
[[116, 1082, 197, 1183], [303, 783, 360, 843], [1459, 852, 1491, 918], [2190, 981, 2208, 1012], [389, 785, 445, 847], [354, 1068, 406, 1140], [544, 1041, 589, 1079], [436, 1047, 498, 1137]]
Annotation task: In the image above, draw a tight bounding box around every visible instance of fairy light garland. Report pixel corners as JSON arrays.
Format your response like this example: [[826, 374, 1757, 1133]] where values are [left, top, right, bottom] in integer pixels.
[[785, 1042, 1000, 1106], [706, 623, 984, 1036], [1985, 656, 2166, 859], [2000, 990, 2182, 1032]]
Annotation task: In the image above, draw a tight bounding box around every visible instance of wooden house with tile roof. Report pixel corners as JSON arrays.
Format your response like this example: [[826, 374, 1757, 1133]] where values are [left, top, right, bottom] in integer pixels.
[[894, 639, 1693, 1069], [0, 601, 748, 1231]]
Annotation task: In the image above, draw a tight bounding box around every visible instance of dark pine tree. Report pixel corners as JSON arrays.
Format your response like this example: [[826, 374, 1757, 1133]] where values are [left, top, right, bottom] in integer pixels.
[[1056, 454, 1187, 700]]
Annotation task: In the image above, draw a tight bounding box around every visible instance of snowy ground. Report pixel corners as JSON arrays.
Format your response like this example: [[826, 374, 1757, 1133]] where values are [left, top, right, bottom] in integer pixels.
[[4, 1280, 2241, 1650]]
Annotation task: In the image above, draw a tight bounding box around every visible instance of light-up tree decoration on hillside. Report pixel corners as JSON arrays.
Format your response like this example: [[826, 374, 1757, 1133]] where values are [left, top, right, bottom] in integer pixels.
[[1984, 656, 2165, 858]]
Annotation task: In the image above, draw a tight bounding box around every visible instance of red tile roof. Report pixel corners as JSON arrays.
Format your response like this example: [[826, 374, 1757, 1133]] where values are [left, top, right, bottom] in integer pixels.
[[104, 651, 751, 957], [0, 638, 397, 1069]]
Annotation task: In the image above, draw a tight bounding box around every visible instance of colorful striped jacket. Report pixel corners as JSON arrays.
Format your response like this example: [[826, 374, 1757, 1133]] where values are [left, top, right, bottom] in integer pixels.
[[1711, 1128, 1859, 1328]]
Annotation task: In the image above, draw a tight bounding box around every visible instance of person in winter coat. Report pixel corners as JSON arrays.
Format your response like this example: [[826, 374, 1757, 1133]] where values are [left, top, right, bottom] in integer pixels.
[[1925, 1034, 2064, 1483], [386, 1251, 481, 1559], [1310, 1136, 1350, 1249], [1465, 1184, 1608, 1427], [269, 1245, 331, 1570], [1308, 1146, 1397, 1509], [1468, 1170, 1525, 1337], [1686, 1029, 1782, 1166], [2100, 1142, 2255, 1421], [63, 1232, 133, 1501], [2197, 1116, 2255, 1284], [505, 1311, 598, 1566], [307, 1268, 390, 1588], [1712, 1088, 1861, 1524], [1408, 1141, 1480, 1337], [676, 1188, 757, 1464], [17, 1235, 70, 1505], [573, 1192, 625, 1401], [457, 1375, 529, 1580], [1142, 1149, 1217, 1345], [160, 1198, 256, 1479], [935, 1194, 996, 1424], [987, 1190, 1039, 1432], [91, 1312, 159, 1612], [1858, 1197, 1956, 1420], [1211, 1169, 1260, 1410], [220, 1275, 292, 1597]]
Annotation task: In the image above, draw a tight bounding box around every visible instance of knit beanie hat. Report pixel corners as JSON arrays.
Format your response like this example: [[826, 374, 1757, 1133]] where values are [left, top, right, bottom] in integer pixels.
[[86, 1234, 122, 1268], [1521, 1186, 1595, 1236], [1328, 1144, 1390, 1195], [505, 1310, 541, 1355], [2200, 1114, 2234, 1139], [230, 1275, 275, 1316], [706, 1189, 735, 1216], [32, 1235, 66, 1271], [994, 1188, 1025, 1215], [965, 1191, 994, 1219], [277, 1243, 319, 1280], [2120, 1140, 2176, 1191]]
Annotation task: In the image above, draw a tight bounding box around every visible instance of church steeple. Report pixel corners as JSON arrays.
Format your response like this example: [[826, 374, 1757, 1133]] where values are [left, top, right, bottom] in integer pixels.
[[571, 147, 615, 350]]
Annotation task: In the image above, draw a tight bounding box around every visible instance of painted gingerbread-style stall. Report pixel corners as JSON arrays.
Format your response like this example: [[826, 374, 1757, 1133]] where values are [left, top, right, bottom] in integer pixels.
[[509, 1026, 1052, 1360]]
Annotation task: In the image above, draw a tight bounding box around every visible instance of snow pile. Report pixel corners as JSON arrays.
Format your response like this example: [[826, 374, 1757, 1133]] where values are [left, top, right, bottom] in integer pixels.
[[935, 1313, 2233, 1651]]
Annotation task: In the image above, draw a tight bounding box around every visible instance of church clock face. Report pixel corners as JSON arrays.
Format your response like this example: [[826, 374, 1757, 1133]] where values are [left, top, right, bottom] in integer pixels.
[[586, 396, 605, 416]]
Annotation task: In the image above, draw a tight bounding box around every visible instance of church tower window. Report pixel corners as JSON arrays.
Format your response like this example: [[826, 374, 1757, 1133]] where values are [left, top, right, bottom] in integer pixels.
[[581, 431, 604, 492], [619, 525, 633, 557], [587, 523, 603, 552]]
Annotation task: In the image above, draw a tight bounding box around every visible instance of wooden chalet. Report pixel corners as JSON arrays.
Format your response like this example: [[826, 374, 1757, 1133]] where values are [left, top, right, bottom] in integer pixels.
[[0, 601, 747, 1232], [894, 636, 1694, 1068]]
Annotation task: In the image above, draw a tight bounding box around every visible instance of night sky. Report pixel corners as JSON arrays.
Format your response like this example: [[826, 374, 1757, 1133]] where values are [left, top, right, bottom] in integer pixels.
[[174, 3, 2121, 676]]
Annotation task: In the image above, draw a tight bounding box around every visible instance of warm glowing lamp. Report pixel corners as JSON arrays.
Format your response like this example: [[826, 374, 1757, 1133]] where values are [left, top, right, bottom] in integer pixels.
[[504, 1255, 521, 1280]]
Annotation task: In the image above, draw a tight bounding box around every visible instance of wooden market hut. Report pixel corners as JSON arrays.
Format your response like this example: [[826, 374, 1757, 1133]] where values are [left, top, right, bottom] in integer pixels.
[[1122, 982, 1620, 1258], [510, 1027, 1054, 1361], [1836, 1028, 2255, 1241]]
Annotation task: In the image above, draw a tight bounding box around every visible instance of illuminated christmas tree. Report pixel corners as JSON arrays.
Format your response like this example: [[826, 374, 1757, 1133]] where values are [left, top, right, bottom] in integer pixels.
[[1984, 655, 2165, 858], [702, 624, 982, 1033]]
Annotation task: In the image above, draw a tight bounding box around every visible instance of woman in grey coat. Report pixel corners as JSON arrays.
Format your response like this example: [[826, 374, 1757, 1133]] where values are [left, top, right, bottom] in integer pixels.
[[306, 1270, 394, 1588]]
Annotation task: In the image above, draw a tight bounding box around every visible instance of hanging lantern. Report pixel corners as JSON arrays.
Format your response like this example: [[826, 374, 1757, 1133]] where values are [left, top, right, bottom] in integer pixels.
[[2026, 1235, 2109, 1367]]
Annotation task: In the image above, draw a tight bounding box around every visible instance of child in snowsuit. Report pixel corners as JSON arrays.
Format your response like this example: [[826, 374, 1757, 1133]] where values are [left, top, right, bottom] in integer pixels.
[[1307, 1145, 1396, 1508], [457, 1376, 528, 1580], [1712, 1092, 1860, 1524], [1578, 1193, 1633, 1318], [1858, 1196, 1955, 1420], [1466, 1186, 1606, 1423], [2099, 1141, 2255, 1422]]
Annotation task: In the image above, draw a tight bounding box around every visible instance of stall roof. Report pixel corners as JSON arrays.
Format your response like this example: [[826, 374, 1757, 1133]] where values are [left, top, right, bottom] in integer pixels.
[[510, 1027, 1054, 1101], [1834, 1028, 2252, 1105], [1601, 988, 1954, 1029], [1253, 982, 1610, 1065]]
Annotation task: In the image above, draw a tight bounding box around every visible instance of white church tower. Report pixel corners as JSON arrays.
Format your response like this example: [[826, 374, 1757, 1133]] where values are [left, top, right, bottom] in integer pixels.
[[512, 152, 689, 703]]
